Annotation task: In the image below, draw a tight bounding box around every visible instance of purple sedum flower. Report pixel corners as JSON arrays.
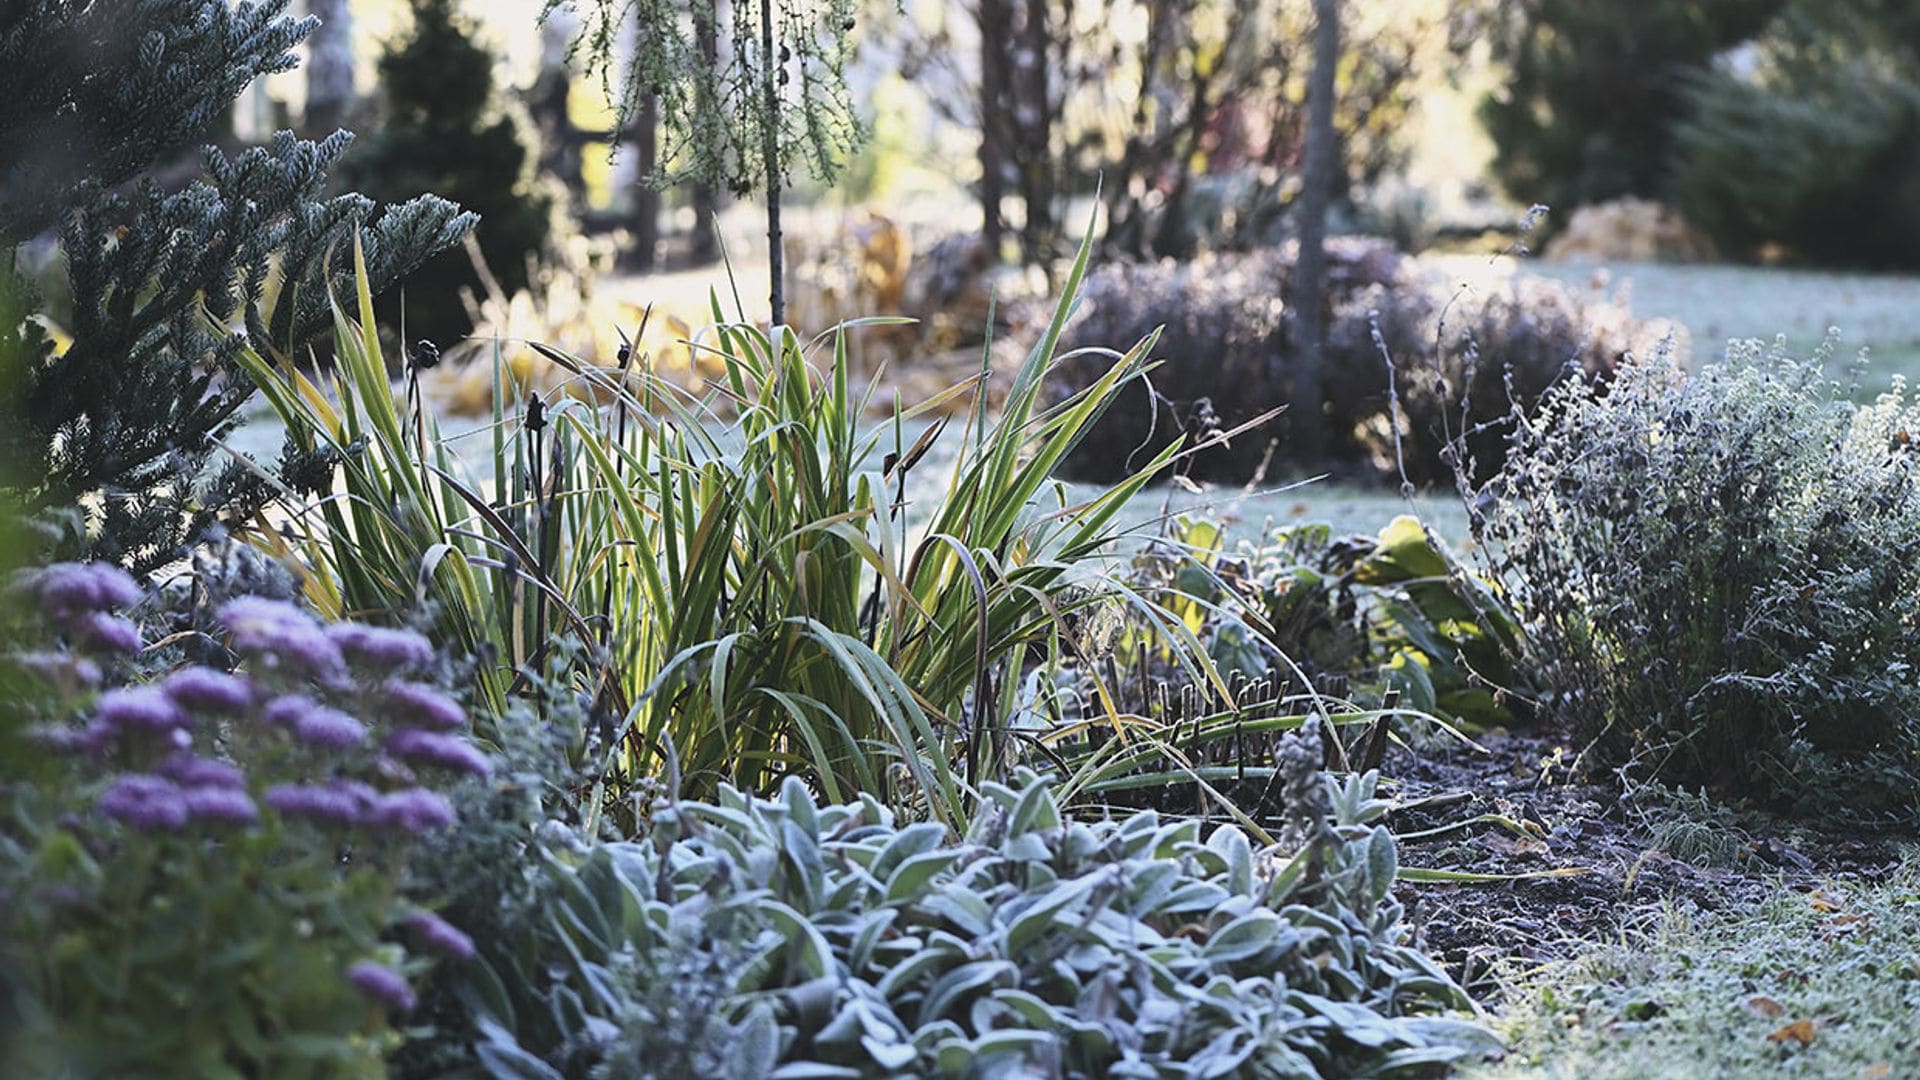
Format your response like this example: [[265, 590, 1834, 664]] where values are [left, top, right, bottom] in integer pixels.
[[371, 788, 456, 833], [11, 651, 104, 689], [31, 718, 116, 754], [95, 686, 186, 735], [77, 612, 142, 655], [266, 780, 378, 827], [161, 668, 254, 713], [346, 960, 417, 1012], [404, 910, 476, 959], [386, 729, 490, 777], [291, 706, 369, 750], [98, 774, 188, 831], [23, 562, 140, 615], [218, 597, 349, 686], [158, 752, 246, 789], [328, 623, 434, 673], [183, 785, 259, 826], [380, 680, 465, 731], [263, 694, 319, 728]]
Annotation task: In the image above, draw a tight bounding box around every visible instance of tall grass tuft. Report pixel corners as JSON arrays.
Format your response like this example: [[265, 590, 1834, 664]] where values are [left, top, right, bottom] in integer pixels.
[[235, 228, 1249, 827]]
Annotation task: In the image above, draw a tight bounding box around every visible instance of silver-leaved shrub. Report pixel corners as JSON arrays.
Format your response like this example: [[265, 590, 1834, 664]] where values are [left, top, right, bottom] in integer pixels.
[[1469, 338, 1920, 819]]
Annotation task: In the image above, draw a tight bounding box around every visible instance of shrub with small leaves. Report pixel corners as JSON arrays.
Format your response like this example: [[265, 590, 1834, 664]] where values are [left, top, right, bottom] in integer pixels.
[[458, 765, 1494, 1078], [1049, 244, 1651, 485], [0, 565, 487, 1075], [1464, 338, 1920, 820]]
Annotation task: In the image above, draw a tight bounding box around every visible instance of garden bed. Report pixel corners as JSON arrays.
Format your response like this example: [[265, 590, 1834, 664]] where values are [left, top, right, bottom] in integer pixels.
[[1382, 730, 1909, 996]]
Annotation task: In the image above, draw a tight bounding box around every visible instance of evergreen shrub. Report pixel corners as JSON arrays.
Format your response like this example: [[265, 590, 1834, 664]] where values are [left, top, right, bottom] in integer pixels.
[[339, 0, 560, 345], [1467, 339, 1920, 820]]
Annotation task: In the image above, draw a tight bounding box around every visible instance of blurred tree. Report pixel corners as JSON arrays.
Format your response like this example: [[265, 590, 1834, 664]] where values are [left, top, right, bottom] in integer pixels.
[[1670, 0, 1920, 267], [1288, 0, 1338, 464], [304, 0, 356, 135], [886, 0, 1452, 263], [0, 0, 472, 573], [554, 0, 867, 324], [340, 0, 559, 345], [1479, 0, 1784, 220]]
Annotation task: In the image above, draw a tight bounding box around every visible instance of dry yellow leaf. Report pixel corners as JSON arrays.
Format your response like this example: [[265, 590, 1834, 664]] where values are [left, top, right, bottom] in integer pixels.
[[1742, 995, 1785, 1019], [1767, 1019, 1818, 1046]]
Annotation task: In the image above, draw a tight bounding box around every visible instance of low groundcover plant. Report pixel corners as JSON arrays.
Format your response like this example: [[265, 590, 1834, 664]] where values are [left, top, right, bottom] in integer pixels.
[[451, 737, 1496, 1078], [0, 563, 487, 1076]]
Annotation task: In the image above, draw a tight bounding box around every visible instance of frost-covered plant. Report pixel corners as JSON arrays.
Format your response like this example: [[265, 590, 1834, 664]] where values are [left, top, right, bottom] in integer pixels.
[[0, 564, 488, 1075], [458, 756, 1495, 1078], [1465, 339, 1920, 820]]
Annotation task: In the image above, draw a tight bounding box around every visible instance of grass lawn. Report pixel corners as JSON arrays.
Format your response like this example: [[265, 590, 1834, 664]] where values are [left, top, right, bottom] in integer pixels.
[[1516, 258, 1920, 394], [1475, 858, 1920, 1079]]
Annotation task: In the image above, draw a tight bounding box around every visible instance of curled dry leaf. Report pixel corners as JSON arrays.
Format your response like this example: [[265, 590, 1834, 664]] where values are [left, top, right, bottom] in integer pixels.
[[1766, 1018, 1819, 1047]]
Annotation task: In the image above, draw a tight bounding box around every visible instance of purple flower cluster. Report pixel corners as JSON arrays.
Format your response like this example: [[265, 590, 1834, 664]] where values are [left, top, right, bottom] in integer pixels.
[[95, 687, 188, 736], [346, 960, 417, 1012], [379, 680, 465, 731], [11, 563, 146, 660], [404, 910, 476, 959], [98, 771, 257, 830], [386, 729, 490, 777], [265, 781, 455, 834], [218, 597, 349, 686], [328, 623, 434, 673], [161, 668, 253, 713], [262, 695, 368, 749], [19, 563, 140, 619]]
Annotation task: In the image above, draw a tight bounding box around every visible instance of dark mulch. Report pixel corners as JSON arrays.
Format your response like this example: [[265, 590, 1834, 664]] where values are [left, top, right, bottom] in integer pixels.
[[1379, 729, 1908, 998]]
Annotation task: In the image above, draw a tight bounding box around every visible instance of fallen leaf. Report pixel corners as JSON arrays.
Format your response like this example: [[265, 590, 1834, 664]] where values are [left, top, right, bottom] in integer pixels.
[[1860, 1064, 1892, 1079], [1768, 1019, 1819, 1047], [1809, 889, 1844, 913], [1742, 995, 1785, 1019]]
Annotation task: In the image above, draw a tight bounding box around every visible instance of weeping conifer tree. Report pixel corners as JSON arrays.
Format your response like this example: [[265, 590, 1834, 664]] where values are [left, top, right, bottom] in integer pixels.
[[553, 0, 867, 325], [0, 0, 474, 575]]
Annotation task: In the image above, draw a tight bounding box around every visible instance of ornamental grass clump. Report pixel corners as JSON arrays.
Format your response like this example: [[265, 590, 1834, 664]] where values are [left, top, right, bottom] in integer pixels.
[[238, 225, 1235, 825], [1465, 339, 1920, 820], [0, 563, 488, 1076]]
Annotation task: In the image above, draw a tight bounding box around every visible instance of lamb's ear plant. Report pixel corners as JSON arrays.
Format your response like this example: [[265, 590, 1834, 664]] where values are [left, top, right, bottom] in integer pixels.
[[236, 221, 1258, 824], [425, 750, 1496, 1078]]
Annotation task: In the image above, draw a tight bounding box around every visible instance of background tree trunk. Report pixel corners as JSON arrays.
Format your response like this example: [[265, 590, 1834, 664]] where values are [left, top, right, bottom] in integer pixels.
[[758, 0, 785, 325], [1289, 0, 1340, 465], [629, 93, 660, 271], [304, 0, 355, 135], [977, 0, 1010, 256], [689, 10, 721, 265]]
